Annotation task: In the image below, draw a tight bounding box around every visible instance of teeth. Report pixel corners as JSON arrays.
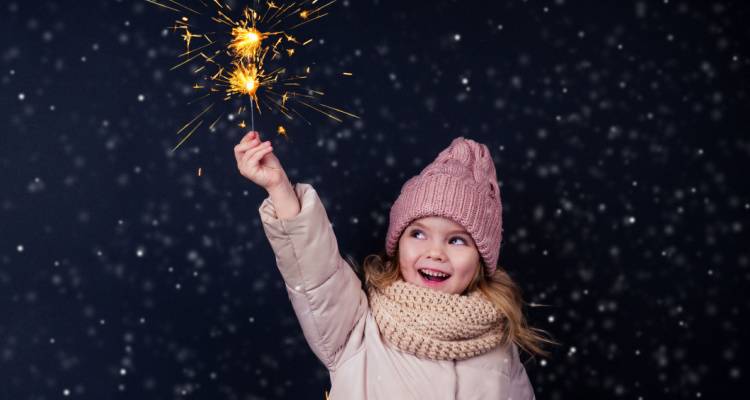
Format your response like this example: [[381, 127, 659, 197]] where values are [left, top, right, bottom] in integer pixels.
[[420, 269, 449, 278]]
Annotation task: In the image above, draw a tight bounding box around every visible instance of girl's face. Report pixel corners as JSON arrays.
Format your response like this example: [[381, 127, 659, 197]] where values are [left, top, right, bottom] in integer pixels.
[[398, 216, 481, 295]]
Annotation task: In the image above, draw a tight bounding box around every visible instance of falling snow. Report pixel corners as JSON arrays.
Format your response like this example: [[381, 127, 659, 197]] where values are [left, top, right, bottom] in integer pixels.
[[0, 0, 748, 399]]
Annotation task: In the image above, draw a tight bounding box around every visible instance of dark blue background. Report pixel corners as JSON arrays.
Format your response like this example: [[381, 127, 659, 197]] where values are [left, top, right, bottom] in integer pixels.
[[1, 0, 748, 398]]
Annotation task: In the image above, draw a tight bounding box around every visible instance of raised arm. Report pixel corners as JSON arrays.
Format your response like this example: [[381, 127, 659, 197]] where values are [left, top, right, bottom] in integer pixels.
[[259, 183, 367, 368], [234, 131, 368, 369]]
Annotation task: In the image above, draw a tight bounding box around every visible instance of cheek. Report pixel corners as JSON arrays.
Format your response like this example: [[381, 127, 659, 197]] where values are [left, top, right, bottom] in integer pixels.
[[397, 238, 416, 263], [398, 249, 415, 273], [455, 265, 478, 281], [453, 255, 480, 282], [398, 252, 419, 284]]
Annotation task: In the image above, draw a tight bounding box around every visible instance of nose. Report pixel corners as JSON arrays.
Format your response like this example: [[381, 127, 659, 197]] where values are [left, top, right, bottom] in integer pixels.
[[426, 243, 447, 261]]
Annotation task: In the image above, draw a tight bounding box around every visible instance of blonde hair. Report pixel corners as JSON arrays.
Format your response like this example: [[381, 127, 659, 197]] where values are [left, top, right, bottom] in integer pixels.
[[354, 249, 556, 358]]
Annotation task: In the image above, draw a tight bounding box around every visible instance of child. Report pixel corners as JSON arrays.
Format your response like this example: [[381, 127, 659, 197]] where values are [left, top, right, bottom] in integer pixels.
[[234, 131, 550, 399]]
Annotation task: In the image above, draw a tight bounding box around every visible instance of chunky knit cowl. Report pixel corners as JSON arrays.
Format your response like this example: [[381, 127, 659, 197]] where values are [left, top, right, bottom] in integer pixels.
[[368, 280, 505, 361]]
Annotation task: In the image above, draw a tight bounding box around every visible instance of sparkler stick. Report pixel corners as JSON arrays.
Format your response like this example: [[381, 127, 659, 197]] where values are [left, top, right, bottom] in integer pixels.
[[250, 98, 255, 132], [148, 0, 358, 152]]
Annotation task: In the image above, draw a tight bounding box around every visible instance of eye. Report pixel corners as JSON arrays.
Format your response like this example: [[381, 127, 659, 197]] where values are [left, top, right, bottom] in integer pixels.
[[409, 229, 425, 239], [450, 237, 467, 245]]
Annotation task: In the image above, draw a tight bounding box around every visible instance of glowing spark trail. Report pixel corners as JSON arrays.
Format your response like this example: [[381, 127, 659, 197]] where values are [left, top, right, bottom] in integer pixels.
[[148, 0, 358, 152], [230, 26, 264, 59]]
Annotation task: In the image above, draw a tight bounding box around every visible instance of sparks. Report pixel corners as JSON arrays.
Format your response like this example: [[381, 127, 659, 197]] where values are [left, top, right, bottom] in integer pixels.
[[228, 62, 260, 98], [230, 26, 264, 59], [149, 0, 359, 152]]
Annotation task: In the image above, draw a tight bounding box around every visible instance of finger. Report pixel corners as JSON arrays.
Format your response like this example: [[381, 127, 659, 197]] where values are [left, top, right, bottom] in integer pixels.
[[239, 141, 272, 166], [235, 140, 259, 154], [234, 144, 243, 163], [247, 143, 274, 166], [238, 131, 258, 145], [240, 147, 271, 175], [234, 142, 254, 162], [242, 144, 271, 167], [234, 138, 264, 160]]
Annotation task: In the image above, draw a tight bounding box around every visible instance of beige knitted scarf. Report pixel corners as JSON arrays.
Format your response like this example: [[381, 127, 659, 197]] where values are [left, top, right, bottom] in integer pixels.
[[368, 280, 505, 361]]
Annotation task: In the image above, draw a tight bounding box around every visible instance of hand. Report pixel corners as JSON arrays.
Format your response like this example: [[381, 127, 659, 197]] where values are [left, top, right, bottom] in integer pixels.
[[234, 131, 288, 191]]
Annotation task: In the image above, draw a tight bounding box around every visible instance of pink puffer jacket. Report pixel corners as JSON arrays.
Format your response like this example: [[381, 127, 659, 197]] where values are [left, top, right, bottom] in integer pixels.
[[259, 183, 536, 400]]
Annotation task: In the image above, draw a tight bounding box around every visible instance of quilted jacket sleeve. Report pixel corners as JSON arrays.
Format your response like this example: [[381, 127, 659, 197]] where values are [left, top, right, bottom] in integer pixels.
[[258, 183, 368, 369]]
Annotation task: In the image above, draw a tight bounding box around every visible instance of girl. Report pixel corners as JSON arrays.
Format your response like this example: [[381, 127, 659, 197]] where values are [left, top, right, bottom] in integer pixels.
[[234, 131, 551, 399]]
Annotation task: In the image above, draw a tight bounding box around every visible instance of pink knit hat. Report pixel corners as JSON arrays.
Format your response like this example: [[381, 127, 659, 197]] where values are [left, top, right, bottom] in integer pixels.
[[385, 137, 503, 274]]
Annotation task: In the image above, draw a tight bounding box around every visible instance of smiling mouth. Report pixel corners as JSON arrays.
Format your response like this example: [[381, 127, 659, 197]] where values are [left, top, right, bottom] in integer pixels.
[[418, 268, 451, 283]]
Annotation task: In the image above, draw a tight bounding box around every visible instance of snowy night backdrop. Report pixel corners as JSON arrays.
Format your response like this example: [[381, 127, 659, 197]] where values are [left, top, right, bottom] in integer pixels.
[[1, 0, 748, 399]]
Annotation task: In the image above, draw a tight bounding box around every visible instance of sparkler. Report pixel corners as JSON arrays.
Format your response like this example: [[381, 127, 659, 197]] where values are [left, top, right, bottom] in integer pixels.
[[147, 0, 358, 152]]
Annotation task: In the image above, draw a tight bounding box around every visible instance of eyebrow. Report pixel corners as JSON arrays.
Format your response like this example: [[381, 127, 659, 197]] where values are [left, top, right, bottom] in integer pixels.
[[409, 221, 469, 236]]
